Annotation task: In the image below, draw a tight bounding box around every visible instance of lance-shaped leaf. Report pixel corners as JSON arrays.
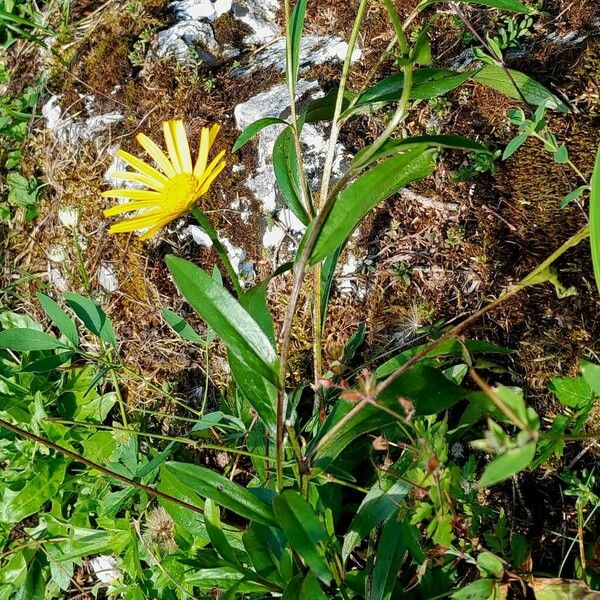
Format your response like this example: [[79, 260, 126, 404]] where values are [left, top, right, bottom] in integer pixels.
[[352, 134, 489, 169], [342, 69, 476, 120], [233, 117, 289, 152], [166, 256, 279, 385], [273, 490, 333, 585], [590, 146, 600, 294], [308, 148, 436, 263], [273, 123, 310, 226], [162, 462, 277, 527], [427, 0, 534, 12], [289, 0, 309, 84], [473, 66, 569, 112]]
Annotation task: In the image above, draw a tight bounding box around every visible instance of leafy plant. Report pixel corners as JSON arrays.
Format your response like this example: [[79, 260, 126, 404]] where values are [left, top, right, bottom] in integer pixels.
[[1, 0, 599, 598]]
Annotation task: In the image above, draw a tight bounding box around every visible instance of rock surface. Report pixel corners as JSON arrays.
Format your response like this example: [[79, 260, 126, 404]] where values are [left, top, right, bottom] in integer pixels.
[[232, 35, 361, 77], [42, 95, 123, 147]]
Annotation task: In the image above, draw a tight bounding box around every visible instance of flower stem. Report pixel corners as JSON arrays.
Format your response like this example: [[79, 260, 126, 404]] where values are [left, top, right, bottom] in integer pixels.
[[189, 205, 243, 297]]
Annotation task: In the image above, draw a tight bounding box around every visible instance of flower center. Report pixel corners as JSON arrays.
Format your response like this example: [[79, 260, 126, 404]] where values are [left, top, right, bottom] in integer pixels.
[[165, 173, 201, 212]]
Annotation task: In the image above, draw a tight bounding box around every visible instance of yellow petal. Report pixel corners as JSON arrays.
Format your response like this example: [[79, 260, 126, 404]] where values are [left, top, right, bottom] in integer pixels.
[[163, 121, 182, 174], [197, 150, 226, 187], [209, 123, 221, 148], [110, 171, 165, 191], [117, 149, 169, 184], [108, 210, 166, 233], [104, 200, 161, 217], [101, 189, 162, 201], [193, 127, 210, 178], [139, 215, 176, 240], [171, 120, 193, 173], [198, 159, 227, 196], [136, 133, 177, 178]]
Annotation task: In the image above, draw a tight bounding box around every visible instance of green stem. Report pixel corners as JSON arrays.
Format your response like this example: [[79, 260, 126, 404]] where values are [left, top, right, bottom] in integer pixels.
[[313, 0, 369, 392], [352, 63, 414, 171], [109, 360, 129, 428], [189, 205, 243, 297], [46, 418, 277, 462]]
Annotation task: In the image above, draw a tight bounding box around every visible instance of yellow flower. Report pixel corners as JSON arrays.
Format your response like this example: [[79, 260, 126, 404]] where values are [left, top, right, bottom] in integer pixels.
[[102, 120, 226, 239]]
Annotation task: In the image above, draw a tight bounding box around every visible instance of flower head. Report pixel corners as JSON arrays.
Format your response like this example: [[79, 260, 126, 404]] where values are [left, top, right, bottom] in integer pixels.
[[103, 120, 226, 239]]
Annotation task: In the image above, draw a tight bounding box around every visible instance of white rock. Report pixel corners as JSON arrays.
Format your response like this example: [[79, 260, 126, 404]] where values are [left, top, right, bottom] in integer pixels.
[[98, 262, 119, 293], [171, 0, 232, 21], [339, 254, 358, 294], [262, 223, 286, 248], [234, 80, 350, 218], [279, 208, 304, 233], [222, 237, 255, 281], [48, 267, 68, 292], [155, 20, 237, 66], [42, 95, 123, 147], [231, 0, 280, 45], [232, 35, 362, 77], [47, 245, 69, 263], [57, 206, 80, 229], [90, 555, 121, 585], [188, 224, 213, 246]]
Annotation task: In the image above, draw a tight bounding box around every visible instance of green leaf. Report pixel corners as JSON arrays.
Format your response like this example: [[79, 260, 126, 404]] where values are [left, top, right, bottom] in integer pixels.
[[273, 490, 333, 585], [37, 293, 79, 346], [560, 185, 588, 208], [477, 552, 504, 579], [205, 498, 241, 565], [14, 556, 46, 600], [161, 308, 204, 344], [166, 256, 279, 385], [473, 66, 569, 112], [289, 0, 309, 83], [312, 363, 470, 468], [21, 351, 75, 373], [531, 578, 600, 600], [309, 148, 436, 263], [451, 579, 496, 600], [0, 328, 64, 351], [228, 351, 277, 431], [554, 144, 569, 164], [412, 30, 432, 65], [273, 124, 310, 226], [353, 134, 489, 169], [186, 567, 267, 593], [64, 292, 117, 349], [345, 69, 475, 119], [162, 462, 277, 527], [342, 479, 411, 562], [426, 0, 534, 12], [375, 338, 512, 379], [548, 376, 593, 408], [304, 89, 355, 123], [502, 133, 528, 160], [156, 465, 208, 540], [0, 458, 67, 523], [233, 117, 289, 152], [320, 246, 343, 330], [240, 282, 276, 345], [476, 441, 536, 488], [242, 525, 281, 581], [282, 572, 328, 600], [370, 514, 409, 600], [590, 145, 600, 294], [379, 363, 471, 415], [582, 361, 600, 395]]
